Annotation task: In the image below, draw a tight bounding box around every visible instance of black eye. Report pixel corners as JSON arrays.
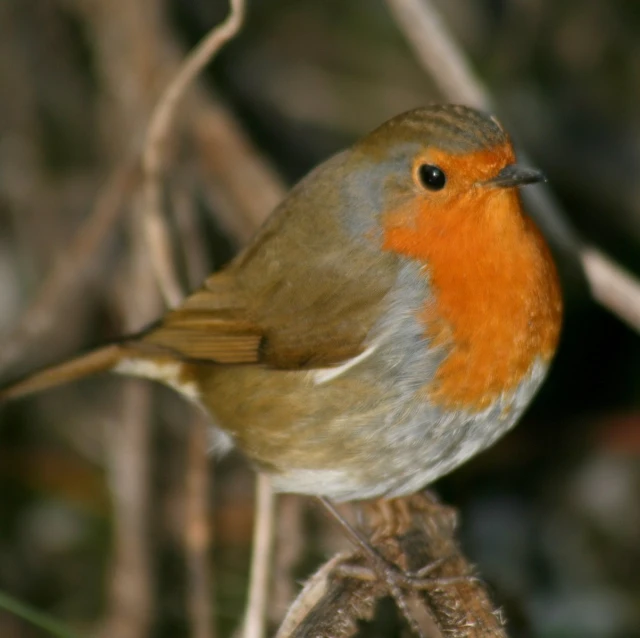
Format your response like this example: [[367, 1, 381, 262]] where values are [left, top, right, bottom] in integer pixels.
[[417, 164, 446, 191]]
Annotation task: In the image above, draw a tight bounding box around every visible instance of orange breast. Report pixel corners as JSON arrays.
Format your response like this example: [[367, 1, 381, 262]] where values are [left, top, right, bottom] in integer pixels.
[[382, 168, 562, 412]]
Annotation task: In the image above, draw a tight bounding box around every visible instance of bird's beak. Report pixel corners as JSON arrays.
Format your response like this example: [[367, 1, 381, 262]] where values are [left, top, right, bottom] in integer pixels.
[[485, 164, 546, 188]]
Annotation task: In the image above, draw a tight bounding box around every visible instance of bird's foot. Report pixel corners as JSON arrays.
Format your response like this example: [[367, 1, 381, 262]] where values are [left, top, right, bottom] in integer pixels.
[[334, 555, 474, 638], [334, 555, 474, 588], [319, 497, 475, 637]]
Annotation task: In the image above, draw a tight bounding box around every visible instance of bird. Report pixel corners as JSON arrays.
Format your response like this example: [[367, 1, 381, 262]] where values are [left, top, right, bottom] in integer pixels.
[[0, 104, 562, 503]]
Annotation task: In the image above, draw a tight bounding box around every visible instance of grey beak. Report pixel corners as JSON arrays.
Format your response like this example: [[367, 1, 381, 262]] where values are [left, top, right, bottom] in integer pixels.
[[485, 164, 547, 188]]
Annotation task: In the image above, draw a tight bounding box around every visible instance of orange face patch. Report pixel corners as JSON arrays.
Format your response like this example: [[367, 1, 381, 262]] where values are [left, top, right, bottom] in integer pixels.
[[382, 145, 562, 412]]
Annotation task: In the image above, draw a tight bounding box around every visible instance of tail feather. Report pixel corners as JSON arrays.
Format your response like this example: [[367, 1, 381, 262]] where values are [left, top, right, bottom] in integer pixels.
[[0, 344, 125, 401]]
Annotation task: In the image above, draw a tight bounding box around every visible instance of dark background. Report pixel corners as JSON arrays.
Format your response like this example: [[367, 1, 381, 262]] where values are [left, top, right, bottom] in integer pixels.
[[0, 0, 639, 636]]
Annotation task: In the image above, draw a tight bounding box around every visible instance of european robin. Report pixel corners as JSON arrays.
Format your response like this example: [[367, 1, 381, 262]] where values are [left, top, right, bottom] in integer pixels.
[[0, 105, 562, 502]]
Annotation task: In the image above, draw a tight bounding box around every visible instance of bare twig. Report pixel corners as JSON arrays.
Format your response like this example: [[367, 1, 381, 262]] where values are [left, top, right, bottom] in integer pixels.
[[582, 248, 640, 332], [141, 0, 246, 306], [172, 184, 211, 288], [385, 0, 640, 333], [190, 102, 286, 242], [271, 496, 306, 624], [0, 162, 139, 376], [100, 381, 154, 638], [244, 474, 276, 638], [385, 0, 490, 107], [186, 414, 216, 638], [99, 199, 162, 638]]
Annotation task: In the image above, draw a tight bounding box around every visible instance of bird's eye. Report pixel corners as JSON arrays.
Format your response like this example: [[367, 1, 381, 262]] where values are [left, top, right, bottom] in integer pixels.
[[417, 164, 446, 191]]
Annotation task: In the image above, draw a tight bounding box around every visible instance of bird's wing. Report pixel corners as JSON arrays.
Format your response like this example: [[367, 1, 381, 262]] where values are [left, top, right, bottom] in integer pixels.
[[137, 272, 264, 365], [138, 250, 397, 370]]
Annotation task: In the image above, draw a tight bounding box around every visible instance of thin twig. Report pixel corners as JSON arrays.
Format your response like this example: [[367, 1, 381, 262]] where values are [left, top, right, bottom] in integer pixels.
[[172, 184, 211, 288], [0, 162, 139, 376], [271, 496, 305, 624], [100, 208, 159, 638], [385, 0, 490, 107], [141, 0, 246, 306], [99, 381, 154, 638], [98, 192, 163, 638], [243, 474, 276, 638], [190, 102, 286, 242], [385, 0, 640, 333], [0, 590, 80, 638], [582, 247, 640, 332], [186, 414, 216, 638]]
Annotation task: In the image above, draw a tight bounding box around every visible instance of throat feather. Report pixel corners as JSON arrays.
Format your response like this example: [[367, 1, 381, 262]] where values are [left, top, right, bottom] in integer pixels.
[[382, 191, 562, 411]]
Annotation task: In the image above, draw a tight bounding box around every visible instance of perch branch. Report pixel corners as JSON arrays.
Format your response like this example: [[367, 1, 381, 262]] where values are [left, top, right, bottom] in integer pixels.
[[277, 492, 506, 638]]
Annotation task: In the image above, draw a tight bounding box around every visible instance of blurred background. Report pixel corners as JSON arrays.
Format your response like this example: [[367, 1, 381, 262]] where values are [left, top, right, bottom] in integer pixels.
[[0, 0, 639, 636]]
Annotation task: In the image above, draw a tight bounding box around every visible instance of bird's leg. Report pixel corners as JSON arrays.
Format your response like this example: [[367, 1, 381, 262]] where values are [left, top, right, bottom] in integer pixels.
[[320, 497, 469, 584]]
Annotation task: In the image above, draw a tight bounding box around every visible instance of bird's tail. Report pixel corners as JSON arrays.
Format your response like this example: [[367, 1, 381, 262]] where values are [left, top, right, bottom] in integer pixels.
[[0, 344, 126, 401]]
